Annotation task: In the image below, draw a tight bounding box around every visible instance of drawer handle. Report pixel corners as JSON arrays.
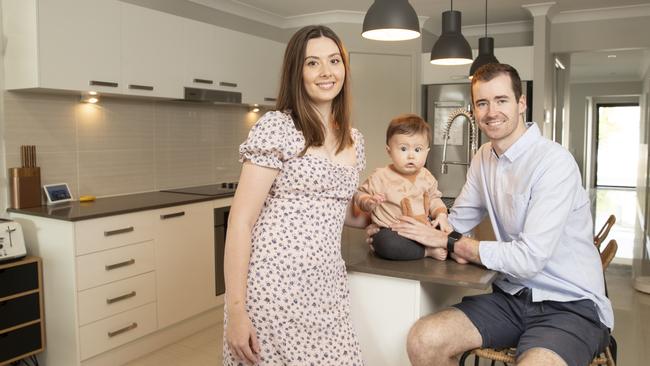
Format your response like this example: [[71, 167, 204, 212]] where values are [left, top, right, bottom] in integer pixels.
[[193, 78, 214, 84], [264, 97, 277, 102], [219, 81, 237, 88], [128, 84, 154, 91], [105, 258, 135, 271], [106, 291, 137, 304], [160, 211, 185, 220], [89, 80, 118, 88], [107, 322, 138, 338], [104, 227, 134, 237]]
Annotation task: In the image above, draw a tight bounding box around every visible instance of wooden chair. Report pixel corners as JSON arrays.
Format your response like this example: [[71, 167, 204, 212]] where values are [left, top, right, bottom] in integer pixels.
[[594, 215, 616, 249], [459, 239, 619, 366]]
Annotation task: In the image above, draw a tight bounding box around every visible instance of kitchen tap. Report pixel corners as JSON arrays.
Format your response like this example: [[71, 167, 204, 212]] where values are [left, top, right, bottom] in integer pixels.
[[441, 106, 478, 174]]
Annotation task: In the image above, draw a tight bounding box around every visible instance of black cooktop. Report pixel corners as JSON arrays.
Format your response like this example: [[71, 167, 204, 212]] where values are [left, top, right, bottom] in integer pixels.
[[161, 182, 237, 197]]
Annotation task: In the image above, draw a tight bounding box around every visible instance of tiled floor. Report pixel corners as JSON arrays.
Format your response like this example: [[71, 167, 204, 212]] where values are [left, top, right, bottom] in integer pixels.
[[123, 324, 223, 365]]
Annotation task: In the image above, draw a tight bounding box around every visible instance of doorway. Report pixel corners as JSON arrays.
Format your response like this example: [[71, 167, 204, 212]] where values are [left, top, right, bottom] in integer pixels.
[[594, 103, 640, 261], [595, 103, 640, 188]]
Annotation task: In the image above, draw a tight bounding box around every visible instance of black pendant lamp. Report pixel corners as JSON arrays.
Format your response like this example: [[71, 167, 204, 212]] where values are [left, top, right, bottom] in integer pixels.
[[362, 0, 420, 41], [469, 0, 499, 78], [430, 0, 472, 65]]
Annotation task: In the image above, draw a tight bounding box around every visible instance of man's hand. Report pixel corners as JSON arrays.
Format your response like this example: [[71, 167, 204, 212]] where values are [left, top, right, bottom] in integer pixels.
[[390, 216, 447, 249]]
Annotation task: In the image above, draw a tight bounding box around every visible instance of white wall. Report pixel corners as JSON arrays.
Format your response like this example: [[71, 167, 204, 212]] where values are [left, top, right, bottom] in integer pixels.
[[0, 3, 7, 215]]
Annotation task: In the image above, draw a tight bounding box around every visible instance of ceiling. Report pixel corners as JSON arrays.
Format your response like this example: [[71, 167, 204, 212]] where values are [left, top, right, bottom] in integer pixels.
[[192, 0, 650, 83], [571, 49, 650, 83], [226, 0, 650, 26]]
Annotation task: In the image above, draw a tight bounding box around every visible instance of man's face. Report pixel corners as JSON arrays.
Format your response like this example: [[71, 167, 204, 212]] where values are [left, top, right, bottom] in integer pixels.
[[472, 74, 527, 154]]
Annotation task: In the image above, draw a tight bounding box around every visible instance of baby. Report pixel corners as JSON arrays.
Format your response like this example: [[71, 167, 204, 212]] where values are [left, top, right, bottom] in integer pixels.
[[355, 114, 451, 261]]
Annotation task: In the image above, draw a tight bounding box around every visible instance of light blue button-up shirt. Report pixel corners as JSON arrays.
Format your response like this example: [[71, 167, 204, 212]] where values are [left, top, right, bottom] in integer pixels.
[[449, 122, 614, 329]]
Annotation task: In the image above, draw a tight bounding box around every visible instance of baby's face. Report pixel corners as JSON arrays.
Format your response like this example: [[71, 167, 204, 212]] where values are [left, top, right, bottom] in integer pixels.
[[386, 133, 430, 176]]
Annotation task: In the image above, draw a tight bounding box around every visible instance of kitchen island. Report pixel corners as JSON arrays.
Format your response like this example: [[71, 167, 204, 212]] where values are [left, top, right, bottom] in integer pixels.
[[342, 229, 497, 366]]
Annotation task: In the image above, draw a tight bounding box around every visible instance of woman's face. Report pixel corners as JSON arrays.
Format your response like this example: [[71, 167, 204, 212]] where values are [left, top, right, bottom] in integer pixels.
[[302, 36, 345, 111]]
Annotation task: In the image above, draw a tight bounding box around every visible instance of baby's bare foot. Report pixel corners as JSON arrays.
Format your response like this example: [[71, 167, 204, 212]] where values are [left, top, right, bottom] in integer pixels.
[[425, 247, 448, 261]]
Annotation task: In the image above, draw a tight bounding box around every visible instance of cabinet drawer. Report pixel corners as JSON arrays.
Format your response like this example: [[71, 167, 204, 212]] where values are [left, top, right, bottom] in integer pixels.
[[78, 271, 156, 326], [75, 211, 154, 255], [0, 292, 40, 330], [0, 262, 38, 299], [0, 322, 43, 363], [76, 241, 155, 291], [79, 302, 157, 360]]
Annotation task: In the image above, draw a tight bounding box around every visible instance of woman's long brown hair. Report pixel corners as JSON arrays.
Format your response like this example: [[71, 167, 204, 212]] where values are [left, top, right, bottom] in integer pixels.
[[275, 25, 353, 154]]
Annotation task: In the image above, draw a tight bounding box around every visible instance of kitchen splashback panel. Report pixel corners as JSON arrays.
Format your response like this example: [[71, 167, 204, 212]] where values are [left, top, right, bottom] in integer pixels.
[[2, 91, 252, 201]]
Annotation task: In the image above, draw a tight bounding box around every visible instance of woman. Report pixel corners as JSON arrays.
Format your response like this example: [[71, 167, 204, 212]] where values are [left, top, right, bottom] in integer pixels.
[[223, 25, 368, 365]]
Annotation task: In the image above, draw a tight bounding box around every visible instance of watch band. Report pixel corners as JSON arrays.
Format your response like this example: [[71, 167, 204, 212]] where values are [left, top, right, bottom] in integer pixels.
[[447, 231, 462, 254], [447, 236, 456, 254]]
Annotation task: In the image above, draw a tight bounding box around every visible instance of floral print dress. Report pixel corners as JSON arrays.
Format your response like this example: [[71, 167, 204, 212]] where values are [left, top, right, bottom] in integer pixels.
[[223, 111, 365, 365]]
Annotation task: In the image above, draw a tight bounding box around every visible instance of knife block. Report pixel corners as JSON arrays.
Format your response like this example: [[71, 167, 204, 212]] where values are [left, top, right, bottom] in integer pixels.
[[9, 167, 42, 208]]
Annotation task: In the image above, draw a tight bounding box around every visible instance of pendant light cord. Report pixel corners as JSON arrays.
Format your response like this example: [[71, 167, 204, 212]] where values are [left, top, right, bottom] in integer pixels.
[[485, 0, 488, 37]]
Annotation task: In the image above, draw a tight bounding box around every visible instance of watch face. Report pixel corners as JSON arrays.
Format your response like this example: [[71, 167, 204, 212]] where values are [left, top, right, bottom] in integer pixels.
[[449, 231, 463, 240]]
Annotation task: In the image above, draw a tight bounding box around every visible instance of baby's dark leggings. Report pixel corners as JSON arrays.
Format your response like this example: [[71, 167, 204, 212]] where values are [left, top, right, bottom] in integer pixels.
[[372, 227, 425, 260]]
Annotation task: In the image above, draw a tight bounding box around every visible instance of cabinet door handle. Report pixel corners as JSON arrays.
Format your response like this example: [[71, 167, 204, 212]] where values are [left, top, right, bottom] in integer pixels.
[[106, 291, 137, 304], [193, 78, 214, 84], [89, 80, 118, 88], [104, 227, 134, 237], [264, 97, 277, 102], [128, 84, 154, 91], [160, 211, 185, 220], [107, 322, 138, 338], [219, 81, 237, 88], [105, 258, 135, 271]]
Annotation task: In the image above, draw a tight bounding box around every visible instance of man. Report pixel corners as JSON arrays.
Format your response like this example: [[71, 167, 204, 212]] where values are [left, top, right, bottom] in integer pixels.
[[389, 63, 613, 366]]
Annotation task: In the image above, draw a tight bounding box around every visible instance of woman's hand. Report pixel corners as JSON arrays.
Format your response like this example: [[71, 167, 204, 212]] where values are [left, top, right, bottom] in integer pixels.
[[226, 309, 260, 365], [390, 216, 447, 248]]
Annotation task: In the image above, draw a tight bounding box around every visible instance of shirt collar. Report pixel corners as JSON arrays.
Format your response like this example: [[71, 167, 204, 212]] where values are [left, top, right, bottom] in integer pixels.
[[500, 122, 540, 162]]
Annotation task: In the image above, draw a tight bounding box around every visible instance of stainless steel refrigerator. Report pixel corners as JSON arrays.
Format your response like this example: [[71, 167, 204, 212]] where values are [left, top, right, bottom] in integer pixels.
[[423, 81, 532, 198]]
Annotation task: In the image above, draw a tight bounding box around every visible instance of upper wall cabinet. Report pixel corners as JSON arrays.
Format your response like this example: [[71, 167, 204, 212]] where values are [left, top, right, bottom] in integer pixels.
[[121, 3, 184, 98], [238, 33, 285, 106], [181, 20, 284, 106], [182, 20, 246, 96], [3, 0, 121, 93], [2, 0, 285, 103]]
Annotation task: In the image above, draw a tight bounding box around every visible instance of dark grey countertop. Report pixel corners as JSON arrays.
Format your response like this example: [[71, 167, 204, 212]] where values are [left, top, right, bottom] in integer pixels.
[[7, 191, 233, 222], [342, 229, 498, 290]]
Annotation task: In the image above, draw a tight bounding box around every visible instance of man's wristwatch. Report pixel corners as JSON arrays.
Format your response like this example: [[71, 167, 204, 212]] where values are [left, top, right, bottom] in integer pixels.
[[447, 230, 463, 254]]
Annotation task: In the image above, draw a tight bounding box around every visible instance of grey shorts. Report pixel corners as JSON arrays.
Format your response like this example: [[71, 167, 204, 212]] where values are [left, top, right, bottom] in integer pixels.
[[453, 286, 610, 366]]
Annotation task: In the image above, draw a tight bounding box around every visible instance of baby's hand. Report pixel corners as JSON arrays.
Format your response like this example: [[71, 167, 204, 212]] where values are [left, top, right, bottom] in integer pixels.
[[432, 214, 453, 233], [425, 247, 448, 261], [361, 193, 386, 212]]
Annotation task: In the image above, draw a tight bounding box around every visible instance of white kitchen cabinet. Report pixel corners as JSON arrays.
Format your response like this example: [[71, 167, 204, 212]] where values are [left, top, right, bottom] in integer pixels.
[[9, 198, 227, 366], [153, 201, 218, 328], [2, 0, 121, 93], [2, 0, 285, 102], [182, 20, 243, 94], [238, 33, 284, 106], [120, 3, 184, 99]]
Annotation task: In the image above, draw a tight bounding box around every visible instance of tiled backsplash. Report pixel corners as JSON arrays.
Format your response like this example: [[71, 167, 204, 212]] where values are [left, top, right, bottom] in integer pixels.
[[2, 91, 258, 199]]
